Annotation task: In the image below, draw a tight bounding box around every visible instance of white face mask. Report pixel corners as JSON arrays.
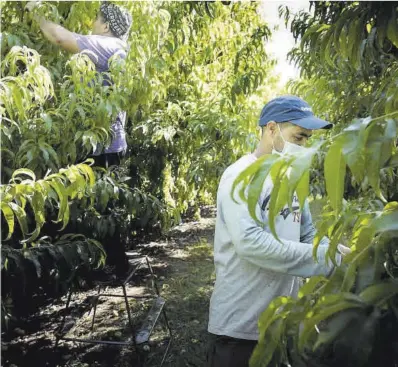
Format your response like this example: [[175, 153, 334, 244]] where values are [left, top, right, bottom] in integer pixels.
[[272, 124, 308, 156]]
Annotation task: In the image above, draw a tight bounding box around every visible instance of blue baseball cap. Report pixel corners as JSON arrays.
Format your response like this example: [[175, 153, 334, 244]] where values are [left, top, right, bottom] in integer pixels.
[[258, 95, 333, 130]]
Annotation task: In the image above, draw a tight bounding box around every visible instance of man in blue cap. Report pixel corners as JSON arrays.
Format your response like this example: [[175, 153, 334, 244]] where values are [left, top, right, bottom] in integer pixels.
[[206, 96, 350, 366]]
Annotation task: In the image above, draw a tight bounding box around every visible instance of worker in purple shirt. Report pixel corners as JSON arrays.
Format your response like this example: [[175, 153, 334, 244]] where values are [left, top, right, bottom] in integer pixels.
[[26, 1, 132, 168], [26, 1, 133, 276]]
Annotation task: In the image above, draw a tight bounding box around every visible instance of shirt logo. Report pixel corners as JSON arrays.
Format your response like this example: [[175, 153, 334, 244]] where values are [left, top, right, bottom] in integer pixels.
[[300, 107, 312, 112], [261, 195, 300, 220], [280, 206, 300, 219]]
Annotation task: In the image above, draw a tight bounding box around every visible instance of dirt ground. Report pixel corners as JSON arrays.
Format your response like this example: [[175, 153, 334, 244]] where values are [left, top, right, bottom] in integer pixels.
[[1, 207, 217, 367]]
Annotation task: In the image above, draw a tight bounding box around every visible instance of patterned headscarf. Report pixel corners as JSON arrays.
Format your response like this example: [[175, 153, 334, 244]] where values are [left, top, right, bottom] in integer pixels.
[[100, 2, 132, 40]]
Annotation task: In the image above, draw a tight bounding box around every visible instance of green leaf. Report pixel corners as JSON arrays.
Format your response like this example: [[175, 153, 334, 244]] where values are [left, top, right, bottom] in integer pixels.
[[299, 295, 365, 352], [251, 296, 294, 366], [355, 247, 378, 293], [49, 179, 69, 227], [359, 280, 398, 306], [268, 158, 292, 241], [386, 10, 398, 48], [11, 168, 36, 182], [342, 130, 365, 183], [250, 317, 285, 367], [23, 187, 46, 243], [8, 202, 29, 236], [280, 144, 316, 208], [366, 140, 383, 199], [1, 202, 15, 240], [247, 156, 276, 224], [296, 171, 310, 210], [41, 142, 60, 167], [327, 211, 355, 266], [99, 190, 110, 211], [313, 308, 360, 351], [374, 209, 398, 234], [12, 84, 26, 120], [384, 152, 398, 168], [349, 17, 364, 70], [257, 296, 293, 342], [341, 245, 369, 292], [313, 213, 336, 258], [40, 146, 50, 163], [31, 188, 45, 226], [298, 275, 327, 298], [355, 224, 376, 257], [77, 163, 96, 187], [231, 155, 271, 204], [325, 139, 346, 214], [87, 238, 106, 268]]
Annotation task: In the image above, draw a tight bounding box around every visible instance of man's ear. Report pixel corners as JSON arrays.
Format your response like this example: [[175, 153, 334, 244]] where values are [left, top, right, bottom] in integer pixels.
[[267, 121, 278, 136], [103, 22, 110, 33]]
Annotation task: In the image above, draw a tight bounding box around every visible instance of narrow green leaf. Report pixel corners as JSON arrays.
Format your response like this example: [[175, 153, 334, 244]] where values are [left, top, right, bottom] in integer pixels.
[[373, 209, 398, 233], [11, 168, 36, 182], [268, 159, 290, 241], [360, 280, 398, 306], [250, 317, 285, 367], [8, 202, 29, 236], [313, 214, 336, 258], [1, 202, 15, 240], [296, 170, 310, 210], [231, 155, 272, 204], [298, 275, 327, 298], [99, 190, 110, 211], [313, 309, 360, 351], [387, 10, 398, 48], [299, 297, 364, 352], [325, 139, 346, 214], [77, 163, 96, 187], [326, 211, 355, 266], [257, 296, 293, 341], [48, 179, 68, 225], [247, 156, 276, 224], [341, 246, 372, 292]]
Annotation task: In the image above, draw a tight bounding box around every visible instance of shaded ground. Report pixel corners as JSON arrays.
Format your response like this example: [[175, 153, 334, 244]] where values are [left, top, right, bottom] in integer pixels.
[[2, 207, 217, 367]]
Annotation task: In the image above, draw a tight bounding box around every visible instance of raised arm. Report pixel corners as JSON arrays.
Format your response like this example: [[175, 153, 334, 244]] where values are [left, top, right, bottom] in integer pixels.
[[26, 1, 79, 53], [33, 15, 79, 53]]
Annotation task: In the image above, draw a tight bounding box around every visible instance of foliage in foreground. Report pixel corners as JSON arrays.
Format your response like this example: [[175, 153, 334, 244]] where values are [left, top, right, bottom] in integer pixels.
[[236, 116, 398, 367], [285, 1, 398, 201], [241, 2, 398, 367]]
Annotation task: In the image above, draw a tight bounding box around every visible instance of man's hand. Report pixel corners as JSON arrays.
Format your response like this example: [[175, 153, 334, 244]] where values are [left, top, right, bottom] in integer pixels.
[[25, 1, 41, 12], [337, 244, 351, 257]]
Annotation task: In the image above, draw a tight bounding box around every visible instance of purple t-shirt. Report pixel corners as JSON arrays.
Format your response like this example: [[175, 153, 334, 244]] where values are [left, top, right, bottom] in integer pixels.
[[74, 34, 127, 155]]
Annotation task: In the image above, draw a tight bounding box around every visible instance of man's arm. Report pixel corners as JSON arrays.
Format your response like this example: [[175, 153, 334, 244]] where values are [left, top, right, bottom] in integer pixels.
[[219, 182, 340, 278], [33, 15, 79, 54]]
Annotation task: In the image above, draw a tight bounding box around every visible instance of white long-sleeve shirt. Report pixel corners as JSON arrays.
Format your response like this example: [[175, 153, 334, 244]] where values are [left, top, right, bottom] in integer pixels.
[[208, 154, 339, 340]]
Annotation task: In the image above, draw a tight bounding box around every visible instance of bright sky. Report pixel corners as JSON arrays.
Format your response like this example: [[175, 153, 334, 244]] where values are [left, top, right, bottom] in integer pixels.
[[259, 1, 310, 87]]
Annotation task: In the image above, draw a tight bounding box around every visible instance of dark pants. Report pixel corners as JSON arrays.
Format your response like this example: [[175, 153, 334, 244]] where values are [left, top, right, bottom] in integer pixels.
[[92, 151, 124, 168], [207, 334, 257, 367], [93, 152, 129, 276]]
